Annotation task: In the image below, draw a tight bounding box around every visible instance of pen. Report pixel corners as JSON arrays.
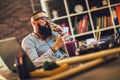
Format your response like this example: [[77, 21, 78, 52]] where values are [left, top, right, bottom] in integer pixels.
[[19, 52, 23, 65]]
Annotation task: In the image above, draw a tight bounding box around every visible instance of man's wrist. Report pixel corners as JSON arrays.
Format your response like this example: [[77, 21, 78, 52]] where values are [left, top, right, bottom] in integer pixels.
[[51, 45, 58, 53]]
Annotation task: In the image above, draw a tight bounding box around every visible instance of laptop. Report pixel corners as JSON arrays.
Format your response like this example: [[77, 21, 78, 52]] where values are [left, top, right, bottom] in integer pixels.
[[0, 37, 36, 72]]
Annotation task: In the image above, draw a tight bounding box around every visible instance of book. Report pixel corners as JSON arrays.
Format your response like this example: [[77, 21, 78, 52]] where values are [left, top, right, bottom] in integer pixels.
[[74, 16, 78, 34], [111, 8, 119, 25], [86, 20, 91, 32], [96, 17, 101, 41], [103, 16, 107, 28], [100, 16, 104, 28], [97, 17, 101, 30], [108, 16, 113, 27], [115, 5, 120, 25], [78, 19, 83, 34], [83, 15, 88, 32]]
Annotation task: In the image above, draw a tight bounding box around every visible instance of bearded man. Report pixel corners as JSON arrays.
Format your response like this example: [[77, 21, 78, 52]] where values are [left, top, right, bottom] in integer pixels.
[[21, 11, 66, 67]]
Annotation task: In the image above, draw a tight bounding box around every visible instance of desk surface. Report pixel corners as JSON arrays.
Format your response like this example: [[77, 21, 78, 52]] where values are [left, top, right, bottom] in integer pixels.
[[0, 57, 120, 80], [0, 70, 18, 80], [68, 57, 120, 80]]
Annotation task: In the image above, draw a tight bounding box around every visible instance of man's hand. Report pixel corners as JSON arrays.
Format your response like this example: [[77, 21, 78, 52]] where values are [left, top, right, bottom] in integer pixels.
[[52, 36, 64, 52], [52, 25, 63, 33], [47, 20, 63, 33]]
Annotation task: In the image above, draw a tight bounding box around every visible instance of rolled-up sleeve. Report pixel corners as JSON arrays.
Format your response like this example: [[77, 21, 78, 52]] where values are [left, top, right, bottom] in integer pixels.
[[22, 37, 39, 61], [21, 36, 55, 67]]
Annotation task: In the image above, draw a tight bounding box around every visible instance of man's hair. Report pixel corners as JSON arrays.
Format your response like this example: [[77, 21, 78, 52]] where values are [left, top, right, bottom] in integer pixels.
[[31, 10, 46, 17]]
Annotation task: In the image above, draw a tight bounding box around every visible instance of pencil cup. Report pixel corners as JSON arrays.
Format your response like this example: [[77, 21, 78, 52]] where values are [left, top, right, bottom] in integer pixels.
[[64, 41, 76, 57]]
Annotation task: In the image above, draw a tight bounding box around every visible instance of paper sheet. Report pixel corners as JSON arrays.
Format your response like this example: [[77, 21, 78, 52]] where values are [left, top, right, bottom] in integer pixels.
[[0, 56, 9, 71]]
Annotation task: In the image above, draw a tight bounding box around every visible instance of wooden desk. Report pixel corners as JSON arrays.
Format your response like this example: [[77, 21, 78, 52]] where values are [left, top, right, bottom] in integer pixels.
[[0, 57, 120, 80], [0, 70, 18, 80], [67, 57, 120, 80]]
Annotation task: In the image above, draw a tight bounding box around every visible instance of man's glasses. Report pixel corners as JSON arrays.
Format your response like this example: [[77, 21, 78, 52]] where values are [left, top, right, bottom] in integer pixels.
[[35, 16, 50, 21]]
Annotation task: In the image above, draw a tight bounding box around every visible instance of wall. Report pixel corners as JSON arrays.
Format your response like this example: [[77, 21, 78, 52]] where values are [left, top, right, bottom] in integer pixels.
[[0, 0, 42, 43]]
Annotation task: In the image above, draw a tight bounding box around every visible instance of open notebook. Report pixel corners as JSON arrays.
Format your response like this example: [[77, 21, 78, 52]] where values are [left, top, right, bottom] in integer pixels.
[[0, 37, 36, 72]]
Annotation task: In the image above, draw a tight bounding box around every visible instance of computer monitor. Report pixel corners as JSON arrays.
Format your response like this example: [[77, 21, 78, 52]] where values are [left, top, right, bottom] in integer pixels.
[[0, 37, 35, 72]]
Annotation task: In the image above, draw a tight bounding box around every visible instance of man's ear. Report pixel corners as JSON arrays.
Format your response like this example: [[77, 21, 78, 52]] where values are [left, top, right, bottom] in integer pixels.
[[32, 21, 37, 26]]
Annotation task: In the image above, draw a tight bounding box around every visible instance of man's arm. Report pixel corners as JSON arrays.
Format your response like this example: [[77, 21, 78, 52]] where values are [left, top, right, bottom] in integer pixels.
[[21, 37, 56, 67]]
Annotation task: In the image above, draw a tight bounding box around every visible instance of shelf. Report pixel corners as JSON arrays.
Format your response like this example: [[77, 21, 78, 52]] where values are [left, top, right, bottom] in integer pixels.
[[94, 26, 114, 32], [74, 31, 93, 37], [69, 11, 89, 17], [110, 3, 120, 7], [90, 6, 109, 12], [40, 0, 120, 48], [52, 15, 68, 21], [116, 25, 120, 28]]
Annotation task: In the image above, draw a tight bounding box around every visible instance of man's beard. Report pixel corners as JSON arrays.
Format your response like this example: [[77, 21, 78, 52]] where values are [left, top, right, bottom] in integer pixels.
[[37, 23, 52, 39]]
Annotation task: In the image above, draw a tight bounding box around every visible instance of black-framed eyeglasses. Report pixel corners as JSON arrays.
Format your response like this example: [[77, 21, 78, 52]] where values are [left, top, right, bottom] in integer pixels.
[[35, 16, 50, 21]]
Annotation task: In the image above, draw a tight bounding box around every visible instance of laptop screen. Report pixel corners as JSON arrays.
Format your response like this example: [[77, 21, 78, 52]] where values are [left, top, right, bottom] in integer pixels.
[[0, 37, 35, 72]]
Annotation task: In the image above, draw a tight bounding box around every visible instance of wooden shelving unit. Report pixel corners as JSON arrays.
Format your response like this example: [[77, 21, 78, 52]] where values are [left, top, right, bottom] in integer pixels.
[[40, 0, 120, 47]]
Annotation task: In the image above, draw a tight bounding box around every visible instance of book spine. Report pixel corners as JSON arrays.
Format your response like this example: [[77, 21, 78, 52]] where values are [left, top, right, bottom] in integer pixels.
[[78, 19, 83, 34], [111, 8, 119, 25], [115, 5, 120, 25]]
